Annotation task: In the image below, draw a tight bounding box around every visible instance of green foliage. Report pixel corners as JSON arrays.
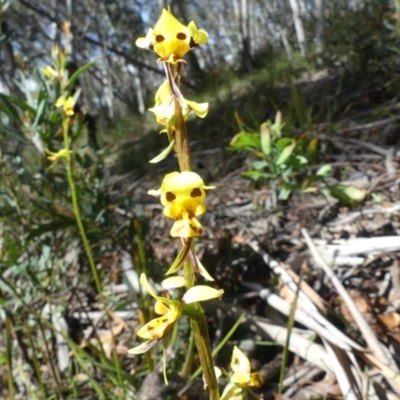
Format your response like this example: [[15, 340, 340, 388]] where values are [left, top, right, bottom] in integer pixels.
[[230, 112, 366, 205], [0, 56, 148, 397]]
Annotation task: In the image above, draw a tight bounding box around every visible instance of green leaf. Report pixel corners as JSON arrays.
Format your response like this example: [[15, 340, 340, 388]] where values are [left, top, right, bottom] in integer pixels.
[[276, 137, 293, 151], [165, 239, 192, 275], [278, 187, 292, 200], [67, 61, 95, 90], [260, 123, 271, 155], [285, 155, 308, 170], [0, 94, 21, 121], [32, 99, 46, 128], [242, 170, 271, 180], [2, 94, 36, 114], [276, 141, 295, 166], [230, 132, 260, 150], [325, 184, 367, 205], [149, 139, 175, 163], [316, 164, 333, 178], [251, 160, 268, 170]]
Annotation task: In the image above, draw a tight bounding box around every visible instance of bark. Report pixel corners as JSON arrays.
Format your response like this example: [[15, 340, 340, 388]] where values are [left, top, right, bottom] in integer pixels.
[[314, 0, 326, 53], [240, 0, 254, 72], [287, 0, 307, 57]]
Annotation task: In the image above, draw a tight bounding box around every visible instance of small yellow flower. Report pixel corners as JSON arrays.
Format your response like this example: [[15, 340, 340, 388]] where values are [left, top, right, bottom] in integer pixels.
[[128, 273, 223, 353], [219, 346, 263, 400], [55, 96, 75, 116], [149, 171, 214, 238], [46, 148, 72, 161], [150, 81, 208, 128], [230, 346, 263, 389], [42, 66, 59, 79], [136, 8, 209, 63]]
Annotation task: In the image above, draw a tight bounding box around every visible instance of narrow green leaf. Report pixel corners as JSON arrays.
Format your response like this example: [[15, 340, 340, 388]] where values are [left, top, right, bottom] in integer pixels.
[[67, 61, 95, 90], [276, 141, 295, 165], [316, 164, 333, 178], [149, 139, 175, 163], [32, 100, 46, 128], [0, 94, 20, 121], [260, 123, 271, 155], [165, 239, 192, 275]]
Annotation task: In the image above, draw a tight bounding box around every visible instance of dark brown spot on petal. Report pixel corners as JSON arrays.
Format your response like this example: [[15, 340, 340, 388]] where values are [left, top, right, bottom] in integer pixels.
[[190, 224, 203, 235], [147, 326, 155, 332], [187, 210, 195, 218], [160, 318, 169, 323], [156, 35, 165, 43], [189, 38, 198, 48], [177, 32, 187, 40], [190, 188, 202, 198], [165, 192, 176, 201]]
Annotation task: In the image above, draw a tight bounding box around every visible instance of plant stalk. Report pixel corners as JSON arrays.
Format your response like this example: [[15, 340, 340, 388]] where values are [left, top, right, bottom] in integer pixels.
[[62, 118, 104, 301], [191, 304, 220, 400]]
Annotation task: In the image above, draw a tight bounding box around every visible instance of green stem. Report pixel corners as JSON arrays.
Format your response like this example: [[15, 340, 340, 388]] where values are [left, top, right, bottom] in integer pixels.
[[180, 330, 195, 377], [62, 118, 103, 300], [174, 98, 191, 172], [191, 304, 220, 400], [62, 117, 126, 394]]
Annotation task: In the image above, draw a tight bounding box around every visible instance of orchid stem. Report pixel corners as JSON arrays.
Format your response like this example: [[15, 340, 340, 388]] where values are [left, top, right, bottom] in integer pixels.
[[191, 305, 220, 400]]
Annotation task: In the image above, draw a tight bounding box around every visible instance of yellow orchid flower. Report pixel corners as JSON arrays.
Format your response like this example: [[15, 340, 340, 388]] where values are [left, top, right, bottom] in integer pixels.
[[135, 8, 209, 63], [219, 346, 263, 400], [45, 148, 72, 161], [55, 96, 75, 116], [149, 171, 214, 238], [230, 346, 263, 389], [128, 273, 223, 354], [42, 66, 59, 79], [149, 81, 208, 128], [128, 273, 223, 383]]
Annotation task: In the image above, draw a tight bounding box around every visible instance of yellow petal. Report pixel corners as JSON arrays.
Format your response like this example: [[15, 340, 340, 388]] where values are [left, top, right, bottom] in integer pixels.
[[220, 382, 244, 400], [163, 198, 206, 219], [136, 311, 176, 340], [55, 97, 65, 108], [154, 300, 170, 315], [170, 217, 203, 238], [64, 96, 75, 116], [160, 171, 208, 205], [188, 21, 209, 45], [154, 9, 189, 38], [249, 372, 263, 388], [128, 339, 158, 354], [154, 81, 172, 105], [162, 276, 187, 290], [148, 188, 161, 198], [231, 346, 251, 384], [139, 273, 159, 299], [182, 285, 223, 304], [135, 29, 154, 50], [186, 100, 209, 118], [194, 254, 215, 281], [42, 66, 58, 78]]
